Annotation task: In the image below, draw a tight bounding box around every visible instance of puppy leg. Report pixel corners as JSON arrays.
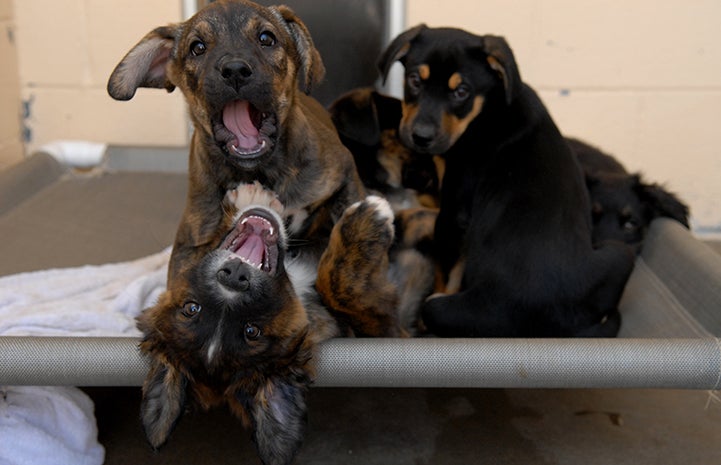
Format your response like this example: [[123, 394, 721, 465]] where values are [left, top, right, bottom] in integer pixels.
[[389, 207, 438, 334], [316, 196, 401, 336], [572, 241, 635, 337], [421, 286, 516, 337]]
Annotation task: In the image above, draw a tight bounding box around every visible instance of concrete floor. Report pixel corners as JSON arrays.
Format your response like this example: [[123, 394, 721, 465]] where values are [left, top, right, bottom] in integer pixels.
[[88, 386, 721, 465], [90, 239, 721, 464]]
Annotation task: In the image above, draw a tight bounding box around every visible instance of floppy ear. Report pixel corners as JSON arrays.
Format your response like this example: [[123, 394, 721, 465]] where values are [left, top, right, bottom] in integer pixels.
[[377, 24, 427, 83], [107, 25, 178, 101], [140, 358, 188, 449], [482, 35, 522, 105], [329, 88, 382, 146], [271, 5, 325, 94], [250, 374, 311, 465], [634, 178, 691, 228]]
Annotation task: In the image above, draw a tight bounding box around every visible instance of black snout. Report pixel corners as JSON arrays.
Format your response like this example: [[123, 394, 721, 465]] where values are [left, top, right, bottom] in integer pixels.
[[411, 123, 437, 148], [217, 259, 251, 291], [221, 59, 253, 91]]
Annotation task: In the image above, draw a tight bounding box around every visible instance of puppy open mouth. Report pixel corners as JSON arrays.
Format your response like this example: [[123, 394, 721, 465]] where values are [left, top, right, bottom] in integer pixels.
[[215, 100, 277, 160], [219, 207, 281, 275]]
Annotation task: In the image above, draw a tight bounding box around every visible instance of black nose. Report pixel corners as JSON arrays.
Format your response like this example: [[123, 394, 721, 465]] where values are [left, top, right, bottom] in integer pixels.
[[217, 259, 250, 291], [221, 59, 253, 91], [411, 124, 436, 148]]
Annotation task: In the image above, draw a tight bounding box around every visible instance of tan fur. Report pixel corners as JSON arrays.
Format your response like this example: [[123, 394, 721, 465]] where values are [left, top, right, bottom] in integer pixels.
[[448, 72, 463, 90], [441, 95, 485, 148], [418, 64, 430, 80]]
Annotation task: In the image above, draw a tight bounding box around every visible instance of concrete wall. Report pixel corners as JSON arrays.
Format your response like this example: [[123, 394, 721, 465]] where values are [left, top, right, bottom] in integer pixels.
[[407, 0, 721, 234], [13, 0, 189, 155], [0, 0, 23, 169], [8, 0, 720, 234]]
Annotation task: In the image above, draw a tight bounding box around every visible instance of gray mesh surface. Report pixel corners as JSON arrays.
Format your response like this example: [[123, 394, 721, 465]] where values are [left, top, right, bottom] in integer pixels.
[[1, 337, 719, 389]]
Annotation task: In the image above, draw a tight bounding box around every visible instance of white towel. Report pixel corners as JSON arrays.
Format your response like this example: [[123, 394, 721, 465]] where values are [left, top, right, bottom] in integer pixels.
[[0, 247, 172, 465], [0, 387, 105, 465], [0, 247, 171, 336]]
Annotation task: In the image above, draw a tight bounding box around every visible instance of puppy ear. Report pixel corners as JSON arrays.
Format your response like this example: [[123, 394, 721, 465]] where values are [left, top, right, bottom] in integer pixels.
[[329, 88, 382, 146], [482, 35, 522, 105], [107, 25, 178, 101], [634, 177, 691, 228], [140, 358, 188, 449], [250, 374, 311, 465], [271, 5, 325, 94], [378, 24, 427, 83]]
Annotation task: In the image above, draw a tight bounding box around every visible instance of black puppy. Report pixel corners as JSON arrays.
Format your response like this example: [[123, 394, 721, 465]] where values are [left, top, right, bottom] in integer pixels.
[[329, 87, 442, 210], [379, 25, 635, 337], [567, 138, 690, 249]]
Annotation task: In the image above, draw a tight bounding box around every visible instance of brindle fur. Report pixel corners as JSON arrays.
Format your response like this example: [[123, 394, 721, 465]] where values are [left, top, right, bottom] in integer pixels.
[[109, 2, 434, 463], [137, 184, 415, 465], [107, 0, 364, 290]]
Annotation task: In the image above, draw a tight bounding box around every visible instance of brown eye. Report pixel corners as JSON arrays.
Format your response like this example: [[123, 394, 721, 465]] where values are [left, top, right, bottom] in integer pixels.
[[453, 84, 470, 101], [259, 31, 276, 47], [181, 301, 202, 318], [244, 323, 261, 340], [190, 40, 206, 56]]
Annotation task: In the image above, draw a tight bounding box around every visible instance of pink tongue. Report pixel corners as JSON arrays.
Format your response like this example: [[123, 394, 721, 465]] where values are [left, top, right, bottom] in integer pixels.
[[223, 100, 260, 150], [238, 235, 264, 266]]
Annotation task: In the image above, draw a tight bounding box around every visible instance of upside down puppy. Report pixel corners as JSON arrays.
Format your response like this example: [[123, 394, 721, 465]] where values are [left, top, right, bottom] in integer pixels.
[[138, 183, 406, 465]]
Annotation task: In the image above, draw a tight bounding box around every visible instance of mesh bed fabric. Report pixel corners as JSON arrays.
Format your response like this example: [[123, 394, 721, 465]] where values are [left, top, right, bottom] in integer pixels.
[[1, 337, 719, 389]]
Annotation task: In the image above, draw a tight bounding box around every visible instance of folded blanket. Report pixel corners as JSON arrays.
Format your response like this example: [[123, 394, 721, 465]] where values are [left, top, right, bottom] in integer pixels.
[[0, 247, 171, 465]]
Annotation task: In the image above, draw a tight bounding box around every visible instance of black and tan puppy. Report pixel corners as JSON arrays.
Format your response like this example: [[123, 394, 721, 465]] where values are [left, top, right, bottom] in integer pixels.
[[138, 183, 400, 465], [567, 138, 690, 249], [379, 25, 635, 337], [108, 0, 364, 290]]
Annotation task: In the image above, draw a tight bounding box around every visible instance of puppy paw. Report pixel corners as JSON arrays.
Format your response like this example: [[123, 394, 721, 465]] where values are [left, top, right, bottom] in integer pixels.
[[316, 195, 400, 337], [337, 195, 395, 249], [226, 182, 284, 213]]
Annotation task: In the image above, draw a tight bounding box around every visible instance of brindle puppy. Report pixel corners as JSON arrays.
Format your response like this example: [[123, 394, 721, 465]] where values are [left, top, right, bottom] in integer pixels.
[[107, 0, 364, 292], [138, 183, 402, 465]]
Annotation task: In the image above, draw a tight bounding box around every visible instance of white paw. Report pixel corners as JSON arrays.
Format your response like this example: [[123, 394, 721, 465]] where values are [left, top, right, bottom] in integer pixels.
[[225, 182, 284, 213], [347, 195, 394, 227], [365, 195, 394, 226]]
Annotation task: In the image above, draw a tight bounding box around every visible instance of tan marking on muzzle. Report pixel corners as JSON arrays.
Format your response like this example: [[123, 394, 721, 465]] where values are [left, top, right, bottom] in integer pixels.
[[401, 101, 420, 128], [441, 95, 485, 147]]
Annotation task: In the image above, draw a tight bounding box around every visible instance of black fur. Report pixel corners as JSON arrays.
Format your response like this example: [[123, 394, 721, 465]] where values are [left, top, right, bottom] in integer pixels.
[[379, 26, 635, 337], [568, 138, 690, 249], [328, 87, 441, 210]]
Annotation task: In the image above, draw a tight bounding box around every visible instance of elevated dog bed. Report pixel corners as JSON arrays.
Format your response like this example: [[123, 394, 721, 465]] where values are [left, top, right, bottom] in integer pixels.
[[1, 149, 720, 390]]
